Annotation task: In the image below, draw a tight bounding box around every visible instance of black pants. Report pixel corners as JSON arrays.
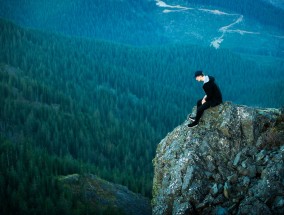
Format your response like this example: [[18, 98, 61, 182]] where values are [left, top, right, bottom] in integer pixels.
[[195, 99, 212, 123]]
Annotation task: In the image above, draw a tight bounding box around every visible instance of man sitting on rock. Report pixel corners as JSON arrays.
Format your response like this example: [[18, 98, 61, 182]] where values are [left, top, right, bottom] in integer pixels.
[[188, 70, 223, 128]]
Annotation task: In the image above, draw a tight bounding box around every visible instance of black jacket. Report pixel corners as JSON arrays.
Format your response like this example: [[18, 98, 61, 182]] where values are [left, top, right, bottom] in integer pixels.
[[203, 76, 222, 107]]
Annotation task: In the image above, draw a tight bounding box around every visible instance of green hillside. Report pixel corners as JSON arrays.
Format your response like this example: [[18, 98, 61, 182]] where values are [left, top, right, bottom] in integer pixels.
[[0, 18, 283, 214], [0, 64, 128, 214], [0, 0, 165, 45]]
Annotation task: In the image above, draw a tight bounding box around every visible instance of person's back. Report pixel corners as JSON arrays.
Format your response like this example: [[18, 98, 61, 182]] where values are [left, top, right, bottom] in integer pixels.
[[203, 76, 222, 107]]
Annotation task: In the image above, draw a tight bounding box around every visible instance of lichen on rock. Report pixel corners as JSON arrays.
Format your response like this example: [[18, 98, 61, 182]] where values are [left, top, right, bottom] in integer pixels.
[[152, 102, 284, 215]]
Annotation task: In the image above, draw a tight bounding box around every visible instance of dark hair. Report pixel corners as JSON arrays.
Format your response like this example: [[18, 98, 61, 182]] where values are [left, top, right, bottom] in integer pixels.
[[194, 70, 204, 78]]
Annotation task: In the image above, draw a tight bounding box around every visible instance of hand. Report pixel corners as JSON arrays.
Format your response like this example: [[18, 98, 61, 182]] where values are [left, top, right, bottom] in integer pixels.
[[202, 95, 207, 104]]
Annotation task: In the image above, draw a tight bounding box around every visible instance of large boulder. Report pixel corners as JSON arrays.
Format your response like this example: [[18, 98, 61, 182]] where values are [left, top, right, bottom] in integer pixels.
[[152, 102, 284, 215], [59, 174, 152, 215]]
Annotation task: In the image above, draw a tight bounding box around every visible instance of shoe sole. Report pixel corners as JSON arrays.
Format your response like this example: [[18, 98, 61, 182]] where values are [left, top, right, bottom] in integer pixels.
[[188, 124, 198, 128]]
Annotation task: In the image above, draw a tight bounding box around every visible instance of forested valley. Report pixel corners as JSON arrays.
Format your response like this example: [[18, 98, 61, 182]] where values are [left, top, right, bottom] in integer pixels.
[[0, 18, 283, 214]]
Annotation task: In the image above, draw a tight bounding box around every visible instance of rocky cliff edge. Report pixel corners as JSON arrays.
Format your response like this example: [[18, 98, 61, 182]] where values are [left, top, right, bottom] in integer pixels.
[[152, 102, 284, 215]]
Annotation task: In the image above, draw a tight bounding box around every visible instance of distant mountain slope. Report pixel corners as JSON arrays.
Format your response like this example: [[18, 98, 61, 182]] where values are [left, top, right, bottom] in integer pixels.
[[182, 0, 284, 29], [0, 0, 283, 57], [155, 0, 284, 56], [0, 0, 167, 45], [263, 0, 284, 10]]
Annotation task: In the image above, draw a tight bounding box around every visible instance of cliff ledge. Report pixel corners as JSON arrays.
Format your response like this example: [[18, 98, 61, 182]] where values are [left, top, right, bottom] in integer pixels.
[[152, 102, 284, 215]]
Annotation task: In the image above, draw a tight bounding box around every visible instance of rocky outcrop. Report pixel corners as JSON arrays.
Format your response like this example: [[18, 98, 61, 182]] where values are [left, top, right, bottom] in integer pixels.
[[59, 174, 152, 215], [152, 102, 284, 215]]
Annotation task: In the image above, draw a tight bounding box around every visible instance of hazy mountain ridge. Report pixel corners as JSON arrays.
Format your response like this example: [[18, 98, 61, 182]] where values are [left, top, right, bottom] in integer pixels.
[[180, 0, 284, 28], [263, 0, 284, 10], [0, 0, 166, 45], [0, 0, 283, 57]]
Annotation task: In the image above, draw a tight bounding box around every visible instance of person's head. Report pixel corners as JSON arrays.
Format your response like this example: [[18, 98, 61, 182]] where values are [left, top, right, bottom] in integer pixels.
[[194, 70, 204, 82]]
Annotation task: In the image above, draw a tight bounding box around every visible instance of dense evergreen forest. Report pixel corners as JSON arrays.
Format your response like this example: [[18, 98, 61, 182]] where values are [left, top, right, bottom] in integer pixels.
[[0, 18, 283, 214]]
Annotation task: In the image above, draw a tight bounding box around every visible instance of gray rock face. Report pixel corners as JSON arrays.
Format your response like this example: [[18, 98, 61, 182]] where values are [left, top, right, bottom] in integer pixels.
[[152, 102, 284, 215]]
